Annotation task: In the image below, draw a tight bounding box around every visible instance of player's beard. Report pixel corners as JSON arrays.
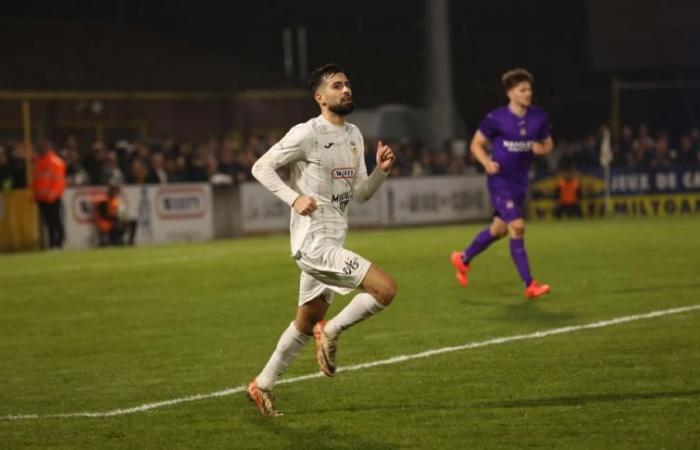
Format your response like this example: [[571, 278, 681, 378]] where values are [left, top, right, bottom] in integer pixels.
[[329, 99, 354, 116]]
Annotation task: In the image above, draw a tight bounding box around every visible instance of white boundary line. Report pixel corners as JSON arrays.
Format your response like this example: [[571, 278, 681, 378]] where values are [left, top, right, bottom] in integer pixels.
[[3, 304, 699, 421]]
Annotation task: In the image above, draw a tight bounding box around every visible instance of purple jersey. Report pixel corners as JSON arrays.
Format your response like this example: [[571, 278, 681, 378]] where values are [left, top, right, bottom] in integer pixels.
[[478, 105, 551, 194]]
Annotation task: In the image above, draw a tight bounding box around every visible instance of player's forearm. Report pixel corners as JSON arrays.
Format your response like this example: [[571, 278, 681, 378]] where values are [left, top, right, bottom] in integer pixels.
[[470, 143, 492, 169], [539, 139, 554, 155], [353, 167, 389, 204], [251, 153, 300, 207]]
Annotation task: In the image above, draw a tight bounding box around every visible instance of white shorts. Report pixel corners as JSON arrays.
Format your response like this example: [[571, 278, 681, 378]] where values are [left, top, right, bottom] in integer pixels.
[[294, 244, 372, 305]]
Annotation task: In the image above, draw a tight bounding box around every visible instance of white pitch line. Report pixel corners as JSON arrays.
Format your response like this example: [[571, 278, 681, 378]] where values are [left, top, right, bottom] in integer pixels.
[[2, 304, 699, 421]]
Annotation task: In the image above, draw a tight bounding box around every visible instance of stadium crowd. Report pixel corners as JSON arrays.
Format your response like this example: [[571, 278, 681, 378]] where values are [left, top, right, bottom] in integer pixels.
[[1, 124, 700, 190]]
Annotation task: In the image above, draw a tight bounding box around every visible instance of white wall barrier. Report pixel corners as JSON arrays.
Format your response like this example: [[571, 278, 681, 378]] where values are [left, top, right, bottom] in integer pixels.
[[238, 175, 489, 233], [386, 175, 490, 225], [62, 176, 488, 248], [62, 183, 213, 249]]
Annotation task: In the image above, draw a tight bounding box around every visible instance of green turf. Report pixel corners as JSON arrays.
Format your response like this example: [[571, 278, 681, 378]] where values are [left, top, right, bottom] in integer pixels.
[[1, 217, 699, 449]]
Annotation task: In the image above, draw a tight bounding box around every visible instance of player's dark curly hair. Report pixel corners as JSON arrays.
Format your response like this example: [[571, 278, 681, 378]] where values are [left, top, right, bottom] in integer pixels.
[[308, 63, 346, 92], [501, 68, 534, 91]]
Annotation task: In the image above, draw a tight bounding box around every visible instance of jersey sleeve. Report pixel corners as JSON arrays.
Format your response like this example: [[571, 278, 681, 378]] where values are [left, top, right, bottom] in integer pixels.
[[261, 124, 310, 169], [251, 123, 311, 206], [478, 113, 499, 141], [353, 133, 389, 203]]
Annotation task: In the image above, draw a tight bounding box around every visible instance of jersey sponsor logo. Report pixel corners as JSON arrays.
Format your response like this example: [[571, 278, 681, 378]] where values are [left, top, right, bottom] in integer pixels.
[[331, 189, 353, 212], [503, 140, 534, 152], [342, 256, 360, 275], [332, 167, 356, 179]]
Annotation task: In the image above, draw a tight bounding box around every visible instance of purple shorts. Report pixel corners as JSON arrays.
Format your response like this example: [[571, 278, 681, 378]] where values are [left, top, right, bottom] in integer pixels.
[[489, 188, 526, 223]]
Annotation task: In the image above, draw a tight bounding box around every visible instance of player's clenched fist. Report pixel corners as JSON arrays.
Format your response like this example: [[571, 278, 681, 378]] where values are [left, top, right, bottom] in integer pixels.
[[484, 160, 500, 175], [376, 140, 396, 172], [293, 195, 318, 216]]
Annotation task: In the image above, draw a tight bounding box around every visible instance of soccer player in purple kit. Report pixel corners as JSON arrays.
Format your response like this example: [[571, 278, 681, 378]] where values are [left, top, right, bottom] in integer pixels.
[[451, 68, 553, 299]]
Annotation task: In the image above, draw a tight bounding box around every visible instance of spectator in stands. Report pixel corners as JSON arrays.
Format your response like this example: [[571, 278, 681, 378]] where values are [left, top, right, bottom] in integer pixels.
[[186, 151, 210, 182], [10, 143, 27, 188], [677, 135, 693, 164], [689, 127, 700, 153], [0, 146, 12, 190], [447, 152, 467, 175], [167, 155, 189, 183], [576, 133, 598, 167], [84, 140, 107, 185], [630, 139, 651, 169], [99, 151, 125, 185], [396, 144, 415, 176], [619, 125, 635, 160], [649, 136, 673, 168], [127, 158, 149, 184], [413, 147, 433, 176], [132, 141, 151, 164], [146, 152, 168, 184], [95, 183, 137, 246], [65, 147, 89, 186], [432, 150, 450, 175]]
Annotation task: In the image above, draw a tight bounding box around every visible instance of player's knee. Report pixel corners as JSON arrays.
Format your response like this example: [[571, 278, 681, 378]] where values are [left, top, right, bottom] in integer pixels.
[[494, 227, 508, 238], [375, 276, 397, 306], [508, 223, 525, 238], [490, 222, 507, 238]]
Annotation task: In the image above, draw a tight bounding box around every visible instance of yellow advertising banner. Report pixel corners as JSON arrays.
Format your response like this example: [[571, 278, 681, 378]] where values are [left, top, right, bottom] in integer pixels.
[[0, 189, 40, 252], [529, 193, 700, 220]]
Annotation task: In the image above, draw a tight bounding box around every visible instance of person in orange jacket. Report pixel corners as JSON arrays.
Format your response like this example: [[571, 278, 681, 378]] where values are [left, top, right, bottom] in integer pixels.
[[95, 183, 137, 246], [33, 140, 66, 248], [554, 166, 583, 219]]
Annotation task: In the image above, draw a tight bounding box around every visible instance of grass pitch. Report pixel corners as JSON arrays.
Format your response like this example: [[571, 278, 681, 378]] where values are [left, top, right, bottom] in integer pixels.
[[1, 217, 699, 449]]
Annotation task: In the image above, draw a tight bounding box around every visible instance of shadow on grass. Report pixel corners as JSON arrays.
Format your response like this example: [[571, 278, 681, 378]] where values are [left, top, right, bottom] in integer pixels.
[[288, 390, 700, 416], [471, 389, 700, 409], [243, 400, 400, 450]]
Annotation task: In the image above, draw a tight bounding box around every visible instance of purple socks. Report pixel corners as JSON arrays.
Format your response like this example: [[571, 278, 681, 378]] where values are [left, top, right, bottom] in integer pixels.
[[462, 227, 496, 264], [509, 238, 533, 286]]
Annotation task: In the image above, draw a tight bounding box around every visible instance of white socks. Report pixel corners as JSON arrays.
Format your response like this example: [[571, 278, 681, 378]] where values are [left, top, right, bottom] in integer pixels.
[[255, 293, 386, 391], [324, 292, 386, 338], [256, 321, 311, 391]]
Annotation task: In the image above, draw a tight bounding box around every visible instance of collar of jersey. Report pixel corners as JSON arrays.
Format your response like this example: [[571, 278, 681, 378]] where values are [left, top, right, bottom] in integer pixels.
[[318, 114, 347, 132]]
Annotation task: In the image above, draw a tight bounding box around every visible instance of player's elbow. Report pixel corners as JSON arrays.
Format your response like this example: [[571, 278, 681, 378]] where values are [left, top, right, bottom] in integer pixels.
[[251, 159, 266, 181], [470, 142, 485, 157]]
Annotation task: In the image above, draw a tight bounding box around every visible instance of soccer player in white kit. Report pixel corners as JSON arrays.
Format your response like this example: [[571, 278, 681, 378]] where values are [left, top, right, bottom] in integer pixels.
[[246, 63, 397, 416]]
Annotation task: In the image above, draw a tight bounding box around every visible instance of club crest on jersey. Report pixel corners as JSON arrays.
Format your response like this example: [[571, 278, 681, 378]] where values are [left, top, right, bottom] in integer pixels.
[[332, 167, 356, 179], [520, 128, 527, 136], [350, 141, 358, 154]]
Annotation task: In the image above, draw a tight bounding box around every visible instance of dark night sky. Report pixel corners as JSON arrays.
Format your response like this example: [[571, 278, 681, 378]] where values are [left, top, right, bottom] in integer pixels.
[[2, 0, 699, 137]]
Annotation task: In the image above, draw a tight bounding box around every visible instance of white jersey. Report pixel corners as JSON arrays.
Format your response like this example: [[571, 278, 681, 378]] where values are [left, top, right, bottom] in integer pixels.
[[252, 115, 388, 255]]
